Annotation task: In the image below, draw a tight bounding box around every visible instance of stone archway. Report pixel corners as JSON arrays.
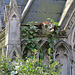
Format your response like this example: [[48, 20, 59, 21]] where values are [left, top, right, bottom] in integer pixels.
[[55, 45, 68, 75], [55, 40, 72, 75], [22, 39, 49, 60], [38, 39, 50, 65]]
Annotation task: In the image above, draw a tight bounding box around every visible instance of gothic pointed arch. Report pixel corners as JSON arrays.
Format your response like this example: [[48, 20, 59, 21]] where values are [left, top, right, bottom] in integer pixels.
[[55, 40, 72, 55], [21, 39, 49, 59], [55, 40, 72, 75], [7, 45, 22, 59], [38, 39, 50, 64]]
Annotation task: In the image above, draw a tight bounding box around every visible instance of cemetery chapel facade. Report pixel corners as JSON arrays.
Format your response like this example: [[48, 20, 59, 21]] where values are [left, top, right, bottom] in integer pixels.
[[0, 0, 75, 75]]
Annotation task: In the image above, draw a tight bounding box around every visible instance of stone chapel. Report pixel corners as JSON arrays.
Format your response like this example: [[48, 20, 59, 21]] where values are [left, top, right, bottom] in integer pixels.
[[0, 0, 75, 75]]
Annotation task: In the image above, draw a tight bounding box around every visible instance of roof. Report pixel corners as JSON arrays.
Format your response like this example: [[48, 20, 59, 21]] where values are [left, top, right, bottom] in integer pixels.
[[21, 0, 66, 24], [5, 0, 66, 24]]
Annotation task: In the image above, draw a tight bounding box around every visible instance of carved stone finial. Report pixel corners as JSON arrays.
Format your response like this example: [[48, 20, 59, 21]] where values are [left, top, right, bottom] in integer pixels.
[[9, 0, 17, 6], [39, 21, 55, 35], [9, 0, 17, 9]]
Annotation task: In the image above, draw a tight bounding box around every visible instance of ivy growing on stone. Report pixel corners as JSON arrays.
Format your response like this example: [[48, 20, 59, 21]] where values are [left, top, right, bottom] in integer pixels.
[[0, 20, 61, 75], [22, 22, 39, 51], [47, 19, 59, 60], [22, 19, 59, 60]]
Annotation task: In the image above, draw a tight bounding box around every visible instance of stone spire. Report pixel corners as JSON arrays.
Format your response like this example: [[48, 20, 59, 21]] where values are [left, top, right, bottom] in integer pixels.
[[4, 0, 22, 59], [9, 0, 17, 6], [9, 0, 18, 9]]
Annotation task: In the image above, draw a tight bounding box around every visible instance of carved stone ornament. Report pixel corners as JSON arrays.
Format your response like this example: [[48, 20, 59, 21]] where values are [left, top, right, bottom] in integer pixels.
[[41, 22, 55, 35]]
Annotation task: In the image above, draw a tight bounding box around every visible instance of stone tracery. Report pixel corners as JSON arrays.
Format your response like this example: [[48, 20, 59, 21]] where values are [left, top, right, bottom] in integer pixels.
[[55, 40, 72, 75]]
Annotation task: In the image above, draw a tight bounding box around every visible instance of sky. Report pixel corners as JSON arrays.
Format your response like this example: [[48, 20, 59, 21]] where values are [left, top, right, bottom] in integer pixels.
[[5, 0, 10, 5]]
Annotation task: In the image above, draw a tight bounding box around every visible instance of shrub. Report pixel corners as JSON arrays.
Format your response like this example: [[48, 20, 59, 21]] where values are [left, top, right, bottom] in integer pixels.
[[0, 49, 61, 75]]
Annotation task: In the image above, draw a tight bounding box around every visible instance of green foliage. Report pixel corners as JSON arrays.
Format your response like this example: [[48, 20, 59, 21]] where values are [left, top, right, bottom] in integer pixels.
[[0, 56, 15, 74], [22, 20, 59, 60], [22, 23, 38, 51], [0, 20, 60, 75], [47, 18, 59, 27], [0, 49, 61, 75], [46, 19, 59, 60], [16, 49, 61, 75]]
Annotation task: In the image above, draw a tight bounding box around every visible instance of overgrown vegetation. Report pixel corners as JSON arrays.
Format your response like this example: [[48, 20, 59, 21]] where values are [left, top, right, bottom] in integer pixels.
[[22, 22, 39, 51], [0, 49, 61, 75], [0, 19, 61, 75], [21, 19, 59, 60]]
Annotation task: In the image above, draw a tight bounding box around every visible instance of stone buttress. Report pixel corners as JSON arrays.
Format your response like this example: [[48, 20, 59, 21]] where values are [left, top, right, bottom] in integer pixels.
[[4, 0, 22, 58]]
